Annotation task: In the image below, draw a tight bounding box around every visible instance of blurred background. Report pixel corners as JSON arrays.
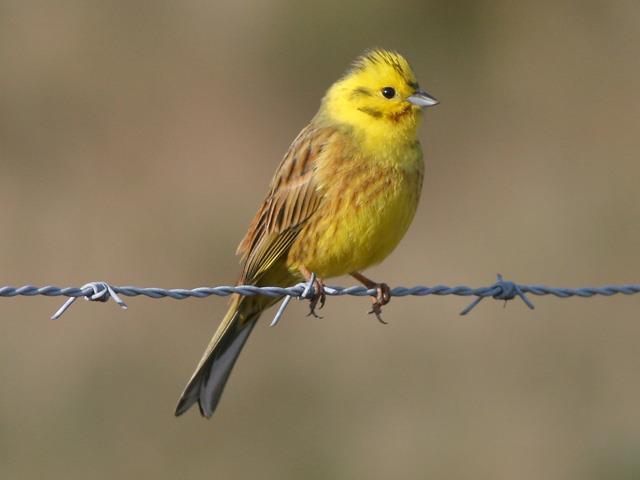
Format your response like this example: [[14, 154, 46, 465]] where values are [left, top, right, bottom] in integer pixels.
[[1, 0, 640, 478]]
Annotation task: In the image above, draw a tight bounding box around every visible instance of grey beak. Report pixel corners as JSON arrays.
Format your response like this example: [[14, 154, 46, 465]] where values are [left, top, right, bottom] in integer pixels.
[[407, 90, 439, 107]]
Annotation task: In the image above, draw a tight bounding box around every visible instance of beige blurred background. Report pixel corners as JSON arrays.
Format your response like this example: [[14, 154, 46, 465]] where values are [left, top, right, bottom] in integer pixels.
[[1, 1, 640, 478]]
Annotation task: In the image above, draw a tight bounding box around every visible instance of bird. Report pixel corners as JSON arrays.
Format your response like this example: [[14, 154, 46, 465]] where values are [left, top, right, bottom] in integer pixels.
[[175, 48, 438, 418]]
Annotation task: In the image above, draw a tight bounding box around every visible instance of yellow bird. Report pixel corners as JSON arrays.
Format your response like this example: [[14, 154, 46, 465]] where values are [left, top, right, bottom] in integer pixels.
[[175, 48, 438, 417]]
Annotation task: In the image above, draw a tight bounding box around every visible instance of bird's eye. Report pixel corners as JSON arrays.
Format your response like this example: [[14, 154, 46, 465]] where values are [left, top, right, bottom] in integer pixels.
[[381, 87, 396, 99]]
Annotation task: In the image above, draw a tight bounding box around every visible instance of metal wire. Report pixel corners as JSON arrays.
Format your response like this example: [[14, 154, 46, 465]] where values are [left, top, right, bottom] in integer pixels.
[[1, 274, 638, 321]]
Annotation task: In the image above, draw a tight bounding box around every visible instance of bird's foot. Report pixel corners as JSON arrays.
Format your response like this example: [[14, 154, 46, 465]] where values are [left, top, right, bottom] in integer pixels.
[[368, 283, 391, 324], [351, 272, 392, 324], [300, 271, 326, 318]]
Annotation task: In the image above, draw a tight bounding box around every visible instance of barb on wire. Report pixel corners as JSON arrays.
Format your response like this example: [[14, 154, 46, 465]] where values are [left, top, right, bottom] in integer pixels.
[[270, 272, 316, 327], [0, 275, 638, 321], [51, 282, 128, 320], [459, 274, 535, 315]]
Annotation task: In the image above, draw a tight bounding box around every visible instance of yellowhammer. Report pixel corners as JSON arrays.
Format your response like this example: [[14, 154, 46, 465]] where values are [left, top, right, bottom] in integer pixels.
[[175, 48, 438, 417]]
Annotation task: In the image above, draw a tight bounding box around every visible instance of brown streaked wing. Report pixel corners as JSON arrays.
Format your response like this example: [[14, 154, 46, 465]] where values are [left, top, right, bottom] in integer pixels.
[[236, 124, 335, 284]]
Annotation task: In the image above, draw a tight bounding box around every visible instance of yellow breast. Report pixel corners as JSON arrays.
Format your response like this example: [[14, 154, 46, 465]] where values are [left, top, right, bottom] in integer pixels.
[[287, 139, 424, 278]]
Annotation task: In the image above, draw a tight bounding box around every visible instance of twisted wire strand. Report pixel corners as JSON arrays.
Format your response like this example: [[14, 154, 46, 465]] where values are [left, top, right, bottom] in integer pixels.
[[1, 275, 639, 321]]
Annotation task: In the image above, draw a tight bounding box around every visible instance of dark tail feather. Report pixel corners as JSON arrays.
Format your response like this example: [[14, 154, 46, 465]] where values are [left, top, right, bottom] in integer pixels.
[[175, 297, 262, 418]]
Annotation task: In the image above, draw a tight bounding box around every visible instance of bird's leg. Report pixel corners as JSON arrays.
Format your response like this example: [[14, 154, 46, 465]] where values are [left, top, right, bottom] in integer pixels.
[[350, 272, 391, 324], [300, 267, 326, 318]]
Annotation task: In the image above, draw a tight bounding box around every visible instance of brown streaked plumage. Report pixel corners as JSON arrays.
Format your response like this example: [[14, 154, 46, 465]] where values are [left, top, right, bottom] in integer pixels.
[[236, 124, 333, 285]]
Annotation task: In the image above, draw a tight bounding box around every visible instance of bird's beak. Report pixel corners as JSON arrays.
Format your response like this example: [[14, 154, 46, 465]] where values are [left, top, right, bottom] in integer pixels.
[[407, 90, 439, 108]]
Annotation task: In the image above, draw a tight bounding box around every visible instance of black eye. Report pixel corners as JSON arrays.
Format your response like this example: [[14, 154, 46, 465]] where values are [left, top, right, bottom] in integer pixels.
[[381, 87, 396, 99]]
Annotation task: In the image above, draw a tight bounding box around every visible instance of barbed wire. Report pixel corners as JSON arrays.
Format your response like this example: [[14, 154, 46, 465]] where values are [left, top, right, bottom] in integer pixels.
[[1, 275, 638, 323]]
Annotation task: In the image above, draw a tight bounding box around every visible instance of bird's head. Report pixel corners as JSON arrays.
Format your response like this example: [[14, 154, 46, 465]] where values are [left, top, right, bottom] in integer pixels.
[[321, 49, 438, 140]]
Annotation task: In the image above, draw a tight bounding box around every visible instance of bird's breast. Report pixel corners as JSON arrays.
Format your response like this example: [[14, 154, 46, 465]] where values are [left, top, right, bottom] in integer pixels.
[[288, 146, 423, 278]]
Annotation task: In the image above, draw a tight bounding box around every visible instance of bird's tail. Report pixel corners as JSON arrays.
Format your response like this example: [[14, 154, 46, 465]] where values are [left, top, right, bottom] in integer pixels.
[[174, 295, 264, 417]]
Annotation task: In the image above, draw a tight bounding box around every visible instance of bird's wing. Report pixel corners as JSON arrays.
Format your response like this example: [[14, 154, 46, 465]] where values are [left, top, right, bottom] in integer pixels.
[[236, 124, 336, 284]]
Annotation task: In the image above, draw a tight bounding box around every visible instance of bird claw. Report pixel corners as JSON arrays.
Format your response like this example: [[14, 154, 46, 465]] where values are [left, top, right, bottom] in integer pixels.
[[368, 304, 388, 324], [304, 276, 326, 318], [367, 283, 391, 324]]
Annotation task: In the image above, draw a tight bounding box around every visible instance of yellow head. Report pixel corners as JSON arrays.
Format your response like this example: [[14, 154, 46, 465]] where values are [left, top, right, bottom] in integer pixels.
[[320, 49, 438, 144]]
